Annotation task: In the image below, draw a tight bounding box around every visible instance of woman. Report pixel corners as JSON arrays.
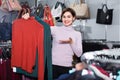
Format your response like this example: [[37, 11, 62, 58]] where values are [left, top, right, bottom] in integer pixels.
[[51, 8, 83, 79]]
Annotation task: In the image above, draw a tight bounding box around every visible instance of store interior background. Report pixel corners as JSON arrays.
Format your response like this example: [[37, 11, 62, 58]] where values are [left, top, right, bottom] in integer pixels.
[[0, 0, 119, 41], [18, 0, 120, 42], [48, 0, 120, 42], [0, 0, 120, 80]]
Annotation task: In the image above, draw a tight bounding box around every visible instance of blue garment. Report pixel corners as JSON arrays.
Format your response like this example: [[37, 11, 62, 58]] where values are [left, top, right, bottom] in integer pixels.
[[55, 74, 70, 80], [0, 10, 17, 41], [0, 22, 12, 41], [56, 70, 97, 80], [0, 9, 18, 23]]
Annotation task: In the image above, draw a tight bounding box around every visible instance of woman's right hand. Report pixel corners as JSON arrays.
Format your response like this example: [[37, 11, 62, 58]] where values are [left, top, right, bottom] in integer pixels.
[[59, 37, 73, 44]]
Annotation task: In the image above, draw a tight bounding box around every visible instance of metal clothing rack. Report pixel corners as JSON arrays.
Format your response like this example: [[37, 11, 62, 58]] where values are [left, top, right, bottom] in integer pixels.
[[0, 41, 11, 48], [81, 48, 120, 64], [105, 25, 108, 41], [80, 20, 87, 39], [0, 42, 11, 63]]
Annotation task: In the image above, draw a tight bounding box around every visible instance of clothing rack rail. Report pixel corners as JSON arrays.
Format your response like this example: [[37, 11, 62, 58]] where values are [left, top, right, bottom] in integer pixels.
[[0, 41, 11, 48]]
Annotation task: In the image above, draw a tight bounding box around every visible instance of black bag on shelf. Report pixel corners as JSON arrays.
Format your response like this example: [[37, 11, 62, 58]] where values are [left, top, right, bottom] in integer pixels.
[[96, 4, 113, 25]]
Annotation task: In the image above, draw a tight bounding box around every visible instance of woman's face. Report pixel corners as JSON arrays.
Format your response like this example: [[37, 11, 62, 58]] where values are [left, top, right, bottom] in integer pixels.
[[62, 11, 75, 27]]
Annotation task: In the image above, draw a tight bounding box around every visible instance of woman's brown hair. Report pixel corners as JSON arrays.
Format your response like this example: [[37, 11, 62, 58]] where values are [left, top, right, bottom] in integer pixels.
[[61, 8, 76, 19]]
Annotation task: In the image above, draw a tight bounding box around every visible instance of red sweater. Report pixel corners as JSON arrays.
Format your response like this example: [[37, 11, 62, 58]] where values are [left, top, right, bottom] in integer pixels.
[[11, 17, 44, 80]]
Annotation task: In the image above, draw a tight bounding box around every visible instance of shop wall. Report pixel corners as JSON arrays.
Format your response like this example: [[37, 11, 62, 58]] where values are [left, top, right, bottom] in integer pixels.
[[47, 0, 120, 41]]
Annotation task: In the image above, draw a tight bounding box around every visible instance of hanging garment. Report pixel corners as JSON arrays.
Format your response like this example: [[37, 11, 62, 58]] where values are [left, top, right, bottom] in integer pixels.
[[0, 15, 12, 41], [0, 0, 1, 6], [0, 46, 11, 60], [15, 16, 53, 80], [15, 52, 38, 78], [0, 59, 22, 80], [11, 17, 44, 80], [43, 5, 54, 26], [34, 3, 44, 18], [35, 16, 52, 80], [89, 65, 112, 80]]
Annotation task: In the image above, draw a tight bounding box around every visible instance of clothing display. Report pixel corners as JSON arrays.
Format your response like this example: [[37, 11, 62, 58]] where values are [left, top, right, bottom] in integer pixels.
[[0, 57, 22, 80], [0, 0, 119, 80], [15, 52, 38, 78], [13, 16, 53, 80], [35, 16, 52, 80], [82, 41, 109, 53], [82, 48, 120, 64], [89, 65, 112, 80], [0, 20, 12, 41], [81, 48, 120, 80], [11, 17, 44, 80]]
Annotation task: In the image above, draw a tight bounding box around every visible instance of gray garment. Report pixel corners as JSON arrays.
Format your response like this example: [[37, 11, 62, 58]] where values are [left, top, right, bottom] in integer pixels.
[[0, 8, 18, 23]]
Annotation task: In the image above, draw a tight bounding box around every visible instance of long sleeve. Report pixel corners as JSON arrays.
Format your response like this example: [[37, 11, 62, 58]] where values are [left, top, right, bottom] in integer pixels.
[[70, 31, 83, 57]]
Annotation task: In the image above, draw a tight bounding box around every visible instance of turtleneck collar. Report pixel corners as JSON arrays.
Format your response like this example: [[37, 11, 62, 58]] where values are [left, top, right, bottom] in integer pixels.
[[62, 25, 74, 31]]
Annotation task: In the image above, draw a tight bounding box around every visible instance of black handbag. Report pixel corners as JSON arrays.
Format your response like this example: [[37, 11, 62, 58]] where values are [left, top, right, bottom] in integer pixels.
[[0, 15, 12, 41], [34, 3, 44, 18], [96, 4, 113, 25], [55, 1, 66, 10]]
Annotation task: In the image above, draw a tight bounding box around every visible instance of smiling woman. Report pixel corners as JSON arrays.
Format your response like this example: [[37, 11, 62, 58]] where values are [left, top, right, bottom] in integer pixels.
[[61, 8, 76, 27], [51, 8, 83, 79]]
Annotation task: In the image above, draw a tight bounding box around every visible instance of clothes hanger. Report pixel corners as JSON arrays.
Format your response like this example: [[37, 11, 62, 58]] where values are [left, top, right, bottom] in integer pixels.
[[17, 8, 30, 19]]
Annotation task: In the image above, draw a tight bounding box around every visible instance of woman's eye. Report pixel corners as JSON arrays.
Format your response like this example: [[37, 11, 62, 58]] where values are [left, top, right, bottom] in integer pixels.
[[63, 15, 72, 18], [67, 16, 71, 18]]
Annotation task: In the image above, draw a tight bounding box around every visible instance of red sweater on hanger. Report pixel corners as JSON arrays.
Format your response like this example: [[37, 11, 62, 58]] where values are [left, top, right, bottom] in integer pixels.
[[11, 17, 44, 80]]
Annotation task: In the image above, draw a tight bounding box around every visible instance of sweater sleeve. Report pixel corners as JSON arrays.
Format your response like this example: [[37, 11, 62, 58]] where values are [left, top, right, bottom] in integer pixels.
[[70, 32, 83, 57]]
